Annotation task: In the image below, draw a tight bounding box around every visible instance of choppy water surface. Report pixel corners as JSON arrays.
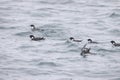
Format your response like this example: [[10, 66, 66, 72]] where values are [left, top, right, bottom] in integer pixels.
[[0, 0, 120, 80]]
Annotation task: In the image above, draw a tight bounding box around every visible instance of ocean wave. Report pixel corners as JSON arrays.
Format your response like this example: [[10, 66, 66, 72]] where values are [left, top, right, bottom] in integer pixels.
[[37, 61, 61, 67], [109, 12, 120, 18], [14, 31, 32, 37], [39, 0, 74, 4]]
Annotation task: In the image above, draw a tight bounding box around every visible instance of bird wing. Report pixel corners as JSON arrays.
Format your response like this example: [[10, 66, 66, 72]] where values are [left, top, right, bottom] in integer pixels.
[[81, 43, 87, 51]]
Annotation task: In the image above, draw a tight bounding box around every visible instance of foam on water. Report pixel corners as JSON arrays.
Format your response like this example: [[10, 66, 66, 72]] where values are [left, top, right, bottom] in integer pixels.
[[0, 0, 120, 80]]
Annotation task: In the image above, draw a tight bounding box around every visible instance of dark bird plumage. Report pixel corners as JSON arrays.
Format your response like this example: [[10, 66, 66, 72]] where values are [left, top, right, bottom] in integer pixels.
[[88, 39, 98, 44], [30, 24, 44, 31], [80, 44, 91, 57], [111, 40, 120, 46], [69, 37, 82, 42], [30, 35, 45, 41]]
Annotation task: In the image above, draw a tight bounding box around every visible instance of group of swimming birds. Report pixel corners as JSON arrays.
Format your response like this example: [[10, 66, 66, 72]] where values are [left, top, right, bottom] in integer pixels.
[[29, 24, 120, 57]]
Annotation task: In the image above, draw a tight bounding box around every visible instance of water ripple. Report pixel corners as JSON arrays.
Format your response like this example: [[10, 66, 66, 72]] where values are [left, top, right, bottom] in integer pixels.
[[1, 0, 120, 80]]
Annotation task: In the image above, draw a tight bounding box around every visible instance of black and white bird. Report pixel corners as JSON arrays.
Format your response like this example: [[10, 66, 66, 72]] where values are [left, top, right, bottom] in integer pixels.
[[29, 35, 45, 41], [69, 37, 82, 42], [30, 24, 44, 31], [87, 39, 98, 44], [80, 44, 91, 57], [111, 40, 120, 46]]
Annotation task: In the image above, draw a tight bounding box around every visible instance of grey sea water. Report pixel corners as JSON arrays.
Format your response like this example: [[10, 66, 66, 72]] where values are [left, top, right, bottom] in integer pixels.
[[0, 0, 120, 80]]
